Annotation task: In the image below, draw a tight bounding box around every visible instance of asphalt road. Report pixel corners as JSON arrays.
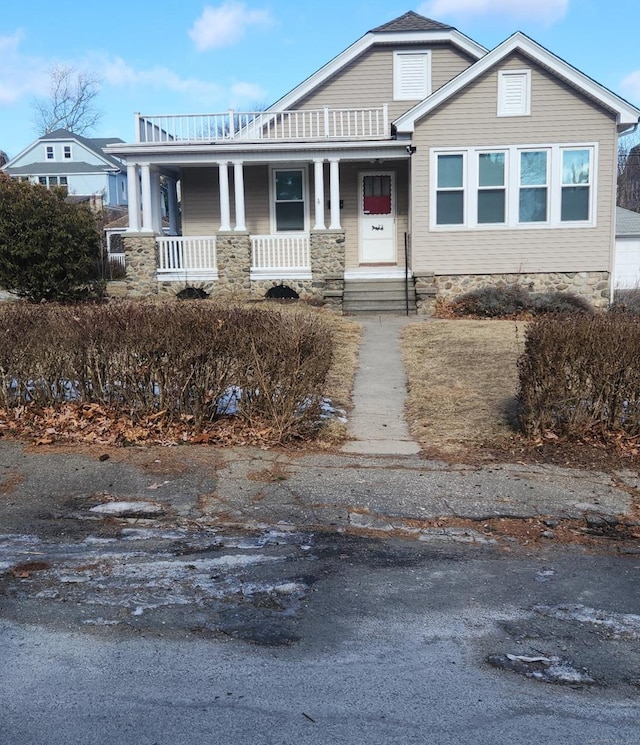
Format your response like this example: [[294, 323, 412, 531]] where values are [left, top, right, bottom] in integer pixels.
[[2, 524, 640, 745]]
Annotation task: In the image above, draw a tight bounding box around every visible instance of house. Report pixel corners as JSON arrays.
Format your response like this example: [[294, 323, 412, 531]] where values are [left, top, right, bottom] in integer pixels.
[[615, 206, 640, 289], [2, 129, 128, 209], [106, 10, 640, 312]]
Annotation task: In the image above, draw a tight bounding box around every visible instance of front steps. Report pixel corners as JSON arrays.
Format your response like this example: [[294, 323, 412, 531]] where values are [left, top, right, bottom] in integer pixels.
[[342, 277, 417, 314]]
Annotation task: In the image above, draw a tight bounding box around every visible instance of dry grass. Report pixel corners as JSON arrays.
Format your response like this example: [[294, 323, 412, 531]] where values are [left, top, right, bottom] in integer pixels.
[[402, 319, 525, 455]]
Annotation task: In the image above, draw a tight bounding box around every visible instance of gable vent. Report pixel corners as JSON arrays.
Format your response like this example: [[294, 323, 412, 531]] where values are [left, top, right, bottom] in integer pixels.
[[498, 70, 531, 116], [394, 51, 431, 101]]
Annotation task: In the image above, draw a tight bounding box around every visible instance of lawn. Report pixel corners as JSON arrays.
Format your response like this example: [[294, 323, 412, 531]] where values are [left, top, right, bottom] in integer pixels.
[[402, 319, 524, 456]]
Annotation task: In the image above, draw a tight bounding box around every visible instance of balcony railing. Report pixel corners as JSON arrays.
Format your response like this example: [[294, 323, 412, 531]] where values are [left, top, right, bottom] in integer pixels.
[[251, 235, 311, 279], [137, 106, 389, 144], [156, 236, 218, 281]]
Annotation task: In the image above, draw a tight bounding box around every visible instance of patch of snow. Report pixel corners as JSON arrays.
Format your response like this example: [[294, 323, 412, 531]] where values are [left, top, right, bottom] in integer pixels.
[[534, 604, 640, 639], [89, 501, 166, 517]]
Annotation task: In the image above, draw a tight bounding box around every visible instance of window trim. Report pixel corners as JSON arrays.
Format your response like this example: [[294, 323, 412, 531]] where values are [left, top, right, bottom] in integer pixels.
[[63, 145, 72, 159], [45, 146, 55, 160], [497, 69, 531, 117], [430, 143, 597, 231], [269, 165, 309, 234], [393, 49, 432, 101]]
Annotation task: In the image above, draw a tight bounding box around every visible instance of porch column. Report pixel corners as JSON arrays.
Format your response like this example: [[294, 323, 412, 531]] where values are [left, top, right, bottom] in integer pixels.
[[313, 159, 326, 230], [149, 169, 162, 233], [167, 177, 179, 235], [233, 161, 246, 231], [329, 158, 341, 230], [140, 164, 153, 232], [126, 164, 141, 232], [218, 162, 231, 231]]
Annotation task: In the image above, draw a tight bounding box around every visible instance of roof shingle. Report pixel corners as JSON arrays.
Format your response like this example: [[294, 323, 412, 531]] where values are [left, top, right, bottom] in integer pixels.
[[370, 11, 452, 33]]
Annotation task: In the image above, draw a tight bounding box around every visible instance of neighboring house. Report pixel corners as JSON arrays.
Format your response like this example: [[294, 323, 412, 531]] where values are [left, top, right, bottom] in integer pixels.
[[106, 11, 640, 311], [2, 129, 128, 208], [615, 206, 640, 288]]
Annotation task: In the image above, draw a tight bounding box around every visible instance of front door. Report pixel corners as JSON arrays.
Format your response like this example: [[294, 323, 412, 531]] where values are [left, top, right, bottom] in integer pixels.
[[360, 172, 396, 264]]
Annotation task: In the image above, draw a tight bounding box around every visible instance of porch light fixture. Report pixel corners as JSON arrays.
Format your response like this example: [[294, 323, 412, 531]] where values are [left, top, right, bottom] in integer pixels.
[[406, 145, 417, 155]]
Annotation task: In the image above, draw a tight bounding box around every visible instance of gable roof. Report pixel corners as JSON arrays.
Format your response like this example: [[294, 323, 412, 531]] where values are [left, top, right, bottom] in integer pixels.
[[268, 11, 486, 113], [394, 32, 640, 133], [3, 128, 125, 173], [370, 11, 452, 33]]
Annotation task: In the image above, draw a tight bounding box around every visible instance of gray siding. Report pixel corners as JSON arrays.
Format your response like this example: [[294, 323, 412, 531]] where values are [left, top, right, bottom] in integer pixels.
[[410, 53, 618, 275], [296, 44, 474, 123]]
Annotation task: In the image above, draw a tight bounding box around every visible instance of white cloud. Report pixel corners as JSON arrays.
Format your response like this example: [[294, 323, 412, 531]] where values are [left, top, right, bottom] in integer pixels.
[[103, 56, 266, 109], [418, 0, 569, 25], [0, 30, 50, 105], [229, 81, 267, 105], [103, 57, 224, 99], [189, 2, 272, 51], [621, 71, 640, 106]]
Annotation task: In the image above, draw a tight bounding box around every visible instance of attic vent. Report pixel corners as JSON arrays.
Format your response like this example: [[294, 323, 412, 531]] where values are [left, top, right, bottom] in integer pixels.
[[498, 70, 531, 117], [394, 51, 431, 101]]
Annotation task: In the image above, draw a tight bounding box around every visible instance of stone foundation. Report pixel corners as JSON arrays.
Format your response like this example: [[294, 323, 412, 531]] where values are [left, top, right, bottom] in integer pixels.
[[416, 271, 611, 314], [249, 278, 316, 301], [122, 234, 158, 297], [310, 230, 346, 310]]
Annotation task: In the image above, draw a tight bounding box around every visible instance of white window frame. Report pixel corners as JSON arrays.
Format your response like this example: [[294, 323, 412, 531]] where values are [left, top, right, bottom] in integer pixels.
[[63, 145, 72, 159], [269, 165, 309, 234], [393, 50, 432, 101], [497, 70, 531, 117], [434, 152, 467, 226], [45, 146, 54, 160], [430, 143, 597, 231]]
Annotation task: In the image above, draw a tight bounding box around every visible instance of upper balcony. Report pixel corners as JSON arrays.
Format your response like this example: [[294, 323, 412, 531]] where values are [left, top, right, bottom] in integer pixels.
[[136, 106, 391, 145]]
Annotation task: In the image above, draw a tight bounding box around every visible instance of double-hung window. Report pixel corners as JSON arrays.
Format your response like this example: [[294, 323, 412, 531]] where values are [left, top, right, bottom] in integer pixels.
[[478, 152, 506, 224], [519, 150, 548, 223], [273, 169, 306, 232], [561, 149, 591, 221], [63, 145, 72, 159], [46, 146, 54, 160], [436, 153, 465, 225]]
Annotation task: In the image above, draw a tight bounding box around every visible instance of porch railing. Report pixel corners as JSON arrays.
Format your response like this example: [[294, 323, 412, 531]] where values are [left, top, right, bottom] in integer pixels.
[[251, 235, 311, 278], [156, 236, 218, 280], [137, 106, 389, 144]]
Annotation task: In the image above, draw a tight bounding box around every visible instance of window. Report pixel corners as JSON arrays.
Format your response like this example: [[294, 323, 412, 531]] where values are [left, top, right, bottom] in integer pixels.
[[363, 175, 392, 215], [497, 70, 531, 117], [49, 176, 58, 186], [273, 169, 306, 231], [519, 150, 548, 223], [46, 146, 54, 160], [478, 152, 506, 224], [431, 144, 595, 229], [38, 176, 47, 185], [59, 176, 68, 192], [436, 154, 464, 225], [63, 146, 72, 159], [561, 149, 591, 221], [394, 51, 431, 101]]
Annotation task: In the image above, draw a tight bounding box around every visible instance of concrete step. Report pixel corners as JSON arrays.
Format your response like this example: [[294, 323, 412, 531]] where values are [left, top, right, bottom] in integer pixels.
[[343, 278, 417, 314]]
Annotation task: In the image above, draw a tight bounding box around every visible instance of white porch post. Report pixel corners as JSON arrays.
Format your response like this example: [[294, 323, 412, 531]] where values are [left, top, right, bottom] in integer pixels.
[[126, 164, 141, 232], [167, 177, 179, 235], [313, 159, 326, 230], [233, 161, 246, 231], [150, 169, 162, 233], [218, 162, 231, 231], [329, 158, 341, 230], [140, 164, 153, 232]]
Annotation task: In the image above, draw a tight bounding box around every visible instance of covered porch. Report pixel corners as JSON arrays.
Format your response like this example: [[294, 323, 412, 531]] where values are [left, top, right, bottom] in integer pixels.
[[108, 120, 412, 302]]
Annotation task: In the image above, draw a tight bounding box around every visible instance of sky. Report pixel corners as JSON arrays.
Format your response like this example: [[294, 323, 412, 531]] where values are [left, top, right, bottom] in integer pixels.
[[1, 0, 640, 159]]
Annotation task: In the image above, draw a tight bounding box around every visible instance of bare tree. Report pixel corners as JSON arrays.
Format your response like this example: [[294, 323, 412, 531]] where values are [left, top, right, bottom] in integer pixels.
[[32, 65, 102, 136], [618, 130, 640, 211]]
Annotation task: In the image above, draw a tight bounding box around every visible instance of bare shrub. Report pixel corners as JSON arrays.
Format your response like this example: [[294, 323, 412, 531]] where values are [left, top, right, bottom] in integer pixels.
[[0, 301, 333, 442], [611, 288, 640, 315], [446, 284, 592, 318], [518, 314, 640, 441]]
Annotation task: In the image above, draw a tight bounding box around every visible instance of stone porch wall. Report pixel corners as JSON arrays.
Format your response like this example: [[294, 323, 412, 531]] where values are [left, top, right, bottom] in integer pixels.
[[415, 271, 611, 315], [122, 234, 158, 297], [310, 230, 346, 310]]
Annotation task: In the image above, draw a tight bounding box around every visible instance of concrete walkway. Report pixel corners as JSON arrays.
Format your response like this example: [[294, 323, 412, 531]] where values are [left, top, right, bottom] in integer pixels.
[[341, 315, 422, 456]]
